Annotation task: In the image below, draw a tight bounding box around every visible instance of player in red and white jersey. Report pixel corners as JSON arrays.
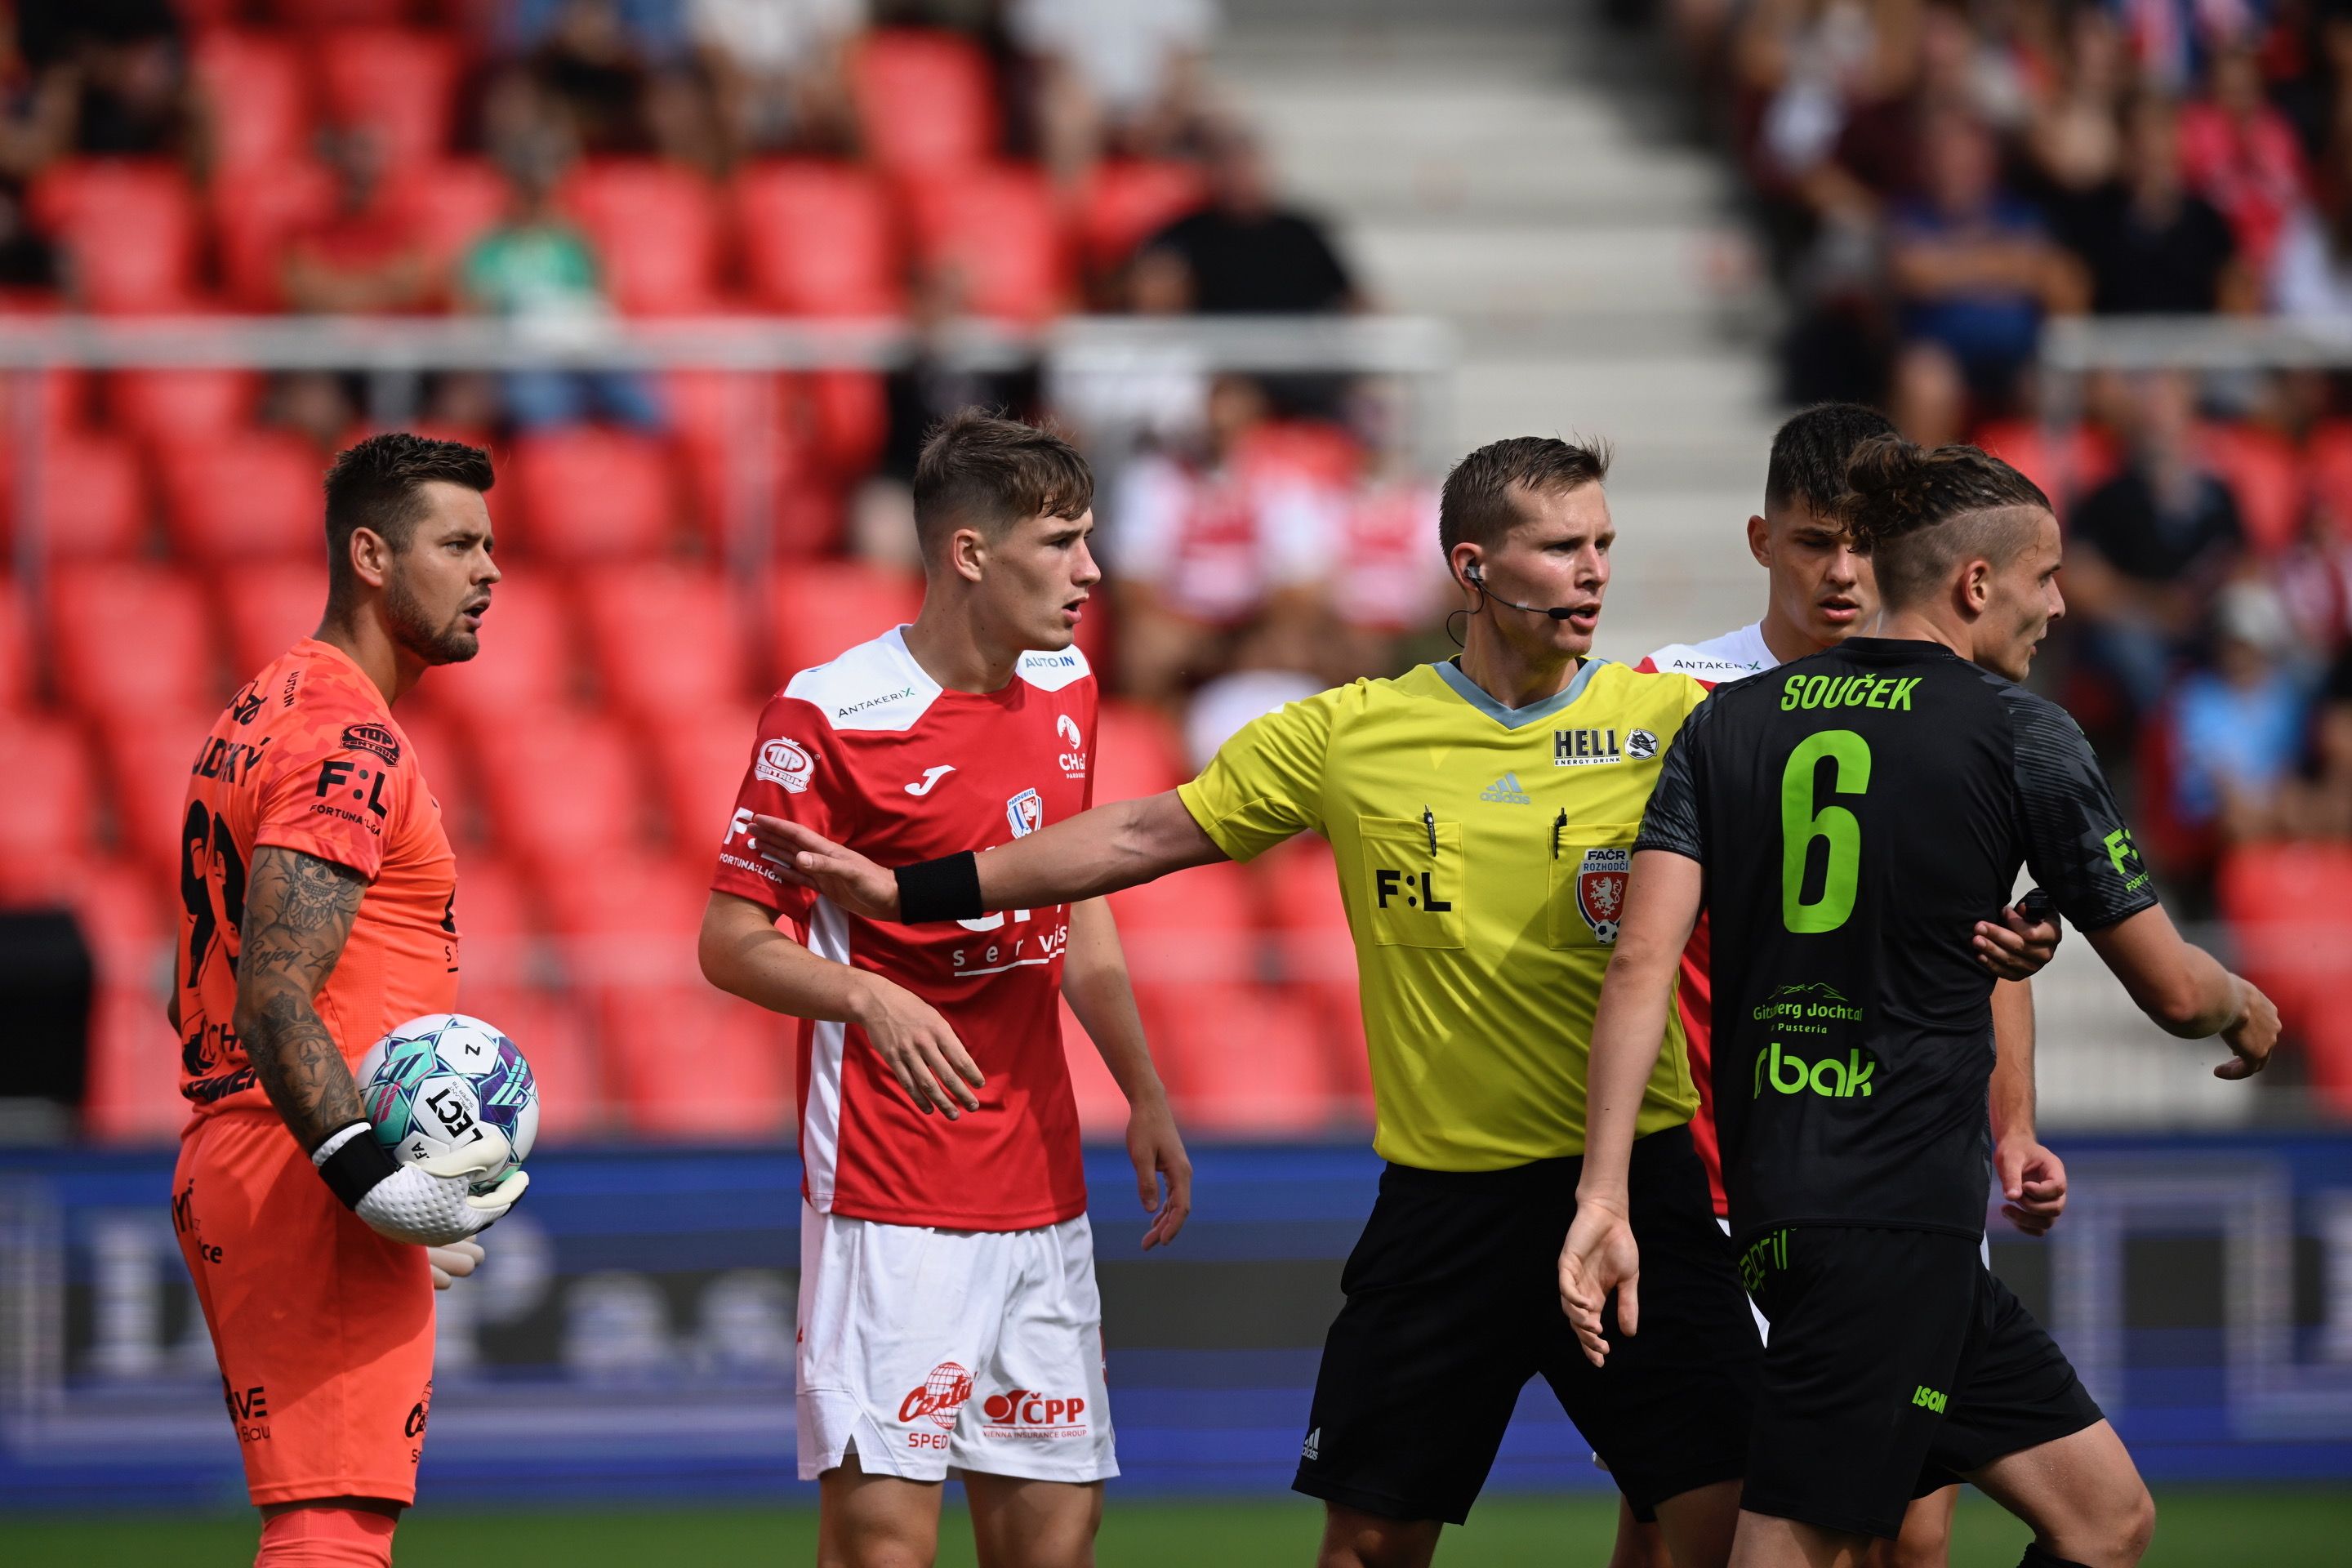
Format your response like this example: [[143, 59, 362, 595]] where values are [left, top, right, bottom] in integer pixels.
[[1612, 404, 2067, 1568], [700, 412, 1190, 1568]]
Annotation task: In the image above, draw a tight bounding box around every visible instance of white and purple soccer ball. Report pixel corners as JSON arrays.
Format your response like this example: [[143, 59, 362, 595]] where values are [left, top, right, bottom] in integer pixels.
[[356, 1013, 539, 1192]]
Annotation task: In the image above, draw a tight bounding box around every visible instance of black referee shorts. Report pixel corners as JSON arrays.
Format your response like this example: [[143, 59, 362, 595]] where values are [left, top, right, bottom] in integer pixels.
[[1292, 1125, 1757, 1526], [1740, 1225, 2105, 1540]]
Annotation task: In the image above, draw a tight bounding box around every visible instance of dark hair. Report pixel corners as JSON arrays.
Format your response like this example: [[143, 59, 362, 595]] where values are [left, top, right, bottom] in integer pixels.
[[911, 410, 1094, 551], [323, 432, 494, 601], [1765, 402, 1898, 514], [1437, 435, 1610, 563], [1837, 435, 2051, 608]]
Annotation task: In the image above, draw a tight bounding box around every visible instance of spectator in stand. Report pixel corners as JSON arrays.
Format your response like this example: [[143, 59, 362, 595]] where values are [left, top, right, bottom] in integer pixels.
[[2167, 579, 2320, 840], [2063, 91, 2253, 314], [1886, 108, 2082, 406], [461, 145, 664, 432], [282, 132, 434, 316], [2066, 369, 2247, 716], [1013, 0, 1220, 182], [2179, 42, 2310, 278], [17, 0, 198, 165], [506, 0, 697, 159], [1888, 336, 1969, 444], [688, 0, 858, 158], [1132, 124, 1357, 315], [1102, 373, 1327, 699], [2283, 642, 2352, 838], [2025, 3, 2130, 198], [2269, 122, 2352, 319]]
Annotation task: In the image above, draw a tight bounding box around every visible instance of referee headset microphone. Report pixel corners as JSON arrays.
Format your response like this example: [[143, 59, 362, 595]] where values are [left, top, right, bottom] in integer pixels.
[[1463, 559, 1584, 621]]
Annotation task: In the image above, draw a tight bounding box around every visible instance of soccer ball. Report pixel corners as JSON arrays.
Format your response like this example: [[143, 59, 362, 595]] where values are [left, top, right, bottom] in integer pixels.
[[355, 1013, 539, 1192]]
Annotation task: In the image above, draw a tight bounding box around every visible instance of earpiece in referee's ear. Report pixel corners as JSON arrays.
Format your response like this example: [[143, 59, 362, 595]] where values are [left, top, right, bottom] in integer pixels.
[[1464, 562, 1484, 585]]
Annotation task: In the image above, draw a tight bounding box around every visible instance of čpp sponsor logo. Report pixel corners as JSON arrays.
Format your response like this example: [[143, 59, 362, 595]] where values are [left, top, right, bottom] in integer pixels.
[[980, 1388, 1088, 1438]]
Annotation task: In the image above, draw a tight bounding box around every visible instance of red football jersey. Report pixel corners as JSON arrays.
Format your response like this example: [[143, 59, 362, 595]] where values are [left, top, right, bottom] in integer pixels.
[[176, 638, 461, 1120], [711, 627, 1097, 1232]]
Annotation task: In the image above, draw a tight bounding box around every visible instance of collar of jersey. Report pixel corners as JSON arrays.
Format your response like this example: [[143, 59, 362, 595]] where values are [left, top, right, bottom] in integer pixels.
[[1430, 657, 1611, 729]]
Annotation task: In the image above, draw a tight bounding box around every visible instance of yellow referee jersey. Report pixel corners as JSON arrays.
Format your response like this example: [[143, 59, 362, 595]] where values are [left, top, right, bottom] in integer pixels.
[[1176, 657, 1706, 1171]]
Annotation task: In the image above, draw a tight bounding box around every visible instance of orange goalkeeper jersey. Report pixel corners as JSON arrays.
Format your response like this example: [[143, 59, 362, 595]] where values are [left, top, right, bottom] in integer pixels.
[[176, 637, 460, 1119]]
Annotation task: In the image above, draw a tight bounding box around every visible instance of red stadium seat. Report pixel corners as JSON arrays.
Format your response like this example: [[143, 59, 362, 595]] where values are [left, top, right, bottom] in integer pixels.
[[900, 165, 1071, 321], [109, 369, 265, 448], [770, 560, 923, 679], [158, 430, 324, 562], [1077, 160, 1209, 275], [645, 701, 761, 851], [1257, 837, 1370, 1107], [29, 161, 202, 312], [2305, 420, 2352, 538], [734, 162, 902, 316], [0, 717, 99, 880], [602, 983, 794, 1138], [578, 563, 751, 720], [1162, 989, 1338, 1137], [2217, 841, 2352, 1023], [0, 577, 29, 710], [53, 856, 168, 987], [1238, 421, 1362, 489], [475, 706, 653, 871], [84, 984, 188, 1143], [217, 559, 330, 680], [510, 429, 677, 560], [192, 32, 310, 178], [95, 703, 220, 875], [417, 573, 577, 722], [49, 563, 220, 713], [2198, 423, 2304, 555], [548, 848, 708, 946], [561, 160, 724, 316], [30, 432, 149, 559], [798, 369, 889, 480], [1971, 420, 2118, 519], [382, 158, 510, 273], [452, 981, 600, 1141], [393, 707, 483, 849], [1093, 700, 1186, 804], [1108, 859, 1265, 1111], [849, 29, 997, 175], [314, 29, 459, 167], [213, 159, 337, 310]]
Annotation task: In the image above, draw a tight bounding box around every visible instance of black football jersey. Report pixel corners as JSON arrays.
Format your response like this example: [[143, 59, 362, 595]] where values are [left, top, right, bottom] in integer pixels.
[[1635, 638, 2158, 1242]]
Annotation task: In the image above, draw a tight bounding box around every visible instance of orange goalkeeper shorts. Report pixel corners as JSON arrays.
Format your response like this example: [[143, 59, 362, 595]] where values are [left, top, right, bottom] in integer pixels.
[[172, 1109, 437, 1508]]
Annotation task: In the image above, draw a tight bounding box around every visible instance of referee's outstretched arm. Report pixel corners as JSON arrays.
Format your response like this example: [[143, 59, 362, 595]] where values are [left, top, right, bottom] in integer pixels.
[[752, 791, 1227, 924], [1555, 848, 1704, 1368]]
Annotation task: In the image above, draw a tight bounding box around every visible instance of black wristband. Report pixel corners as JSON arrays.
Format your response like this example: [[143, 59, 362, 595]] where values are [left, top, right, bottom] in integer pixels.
[[316, 1124, 401, 1211], [896, 852, 984, 924]]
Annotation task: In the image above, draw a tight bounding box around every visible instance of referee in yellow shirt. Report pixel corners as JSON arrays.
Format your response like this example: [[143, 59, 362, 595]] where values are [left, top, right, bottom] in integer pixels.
[[758, 437, 1759, 1568]]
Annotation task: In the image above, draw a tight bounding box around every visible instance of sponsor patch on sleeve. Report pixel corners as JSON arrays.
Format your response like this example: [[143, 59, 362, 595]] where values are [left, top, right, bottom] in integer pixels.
[[755, 737, 816, 794], [340, 723, 402, 766]]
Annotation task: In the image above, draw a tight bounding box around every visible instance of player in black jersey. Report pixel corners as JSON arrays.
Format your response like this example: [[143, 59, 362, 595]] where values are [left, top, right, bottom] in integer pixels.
[[1557, 437, 2279, 1568]]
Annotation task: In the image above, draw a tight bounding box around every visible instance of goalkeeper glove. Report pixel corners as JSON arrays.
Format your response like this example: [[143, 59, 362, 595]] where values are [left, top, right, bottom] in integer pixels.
[[312, 1123, 530, 1247]]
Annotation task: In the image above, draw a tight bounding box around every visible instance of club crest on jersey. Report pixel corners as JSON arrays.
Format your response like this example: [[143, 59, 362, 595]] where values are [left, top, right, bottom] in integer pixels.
[[1577, 847, 1631, 942], [1554, 728, 1624, 767], [1057, 713, 1086, 777], [755, 737, 815, 794], [1006, 788, 1045, 838], [340, 723, 401, 765]]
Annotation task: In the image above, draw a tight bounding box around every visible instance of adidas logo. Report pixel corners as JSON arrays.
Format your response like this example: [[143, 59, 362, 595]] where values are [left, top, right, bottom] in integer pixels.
[[1480, 772, 1533, 804], [1301, 1428, 1320, 1461]]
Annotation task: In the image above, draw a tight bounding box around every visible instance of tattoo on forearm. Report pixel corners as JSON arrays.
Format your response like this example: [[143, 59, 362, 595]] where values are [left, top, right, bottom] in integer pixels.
[[233, 848, 368, 1150]]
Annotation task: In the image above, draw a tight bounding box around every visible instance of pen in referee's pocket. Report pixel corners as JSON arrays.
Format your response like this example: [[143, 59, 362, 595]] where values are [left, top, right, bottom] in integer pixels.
[[1422, 805, 1437, 857], [1551, 808, 1566, 859]]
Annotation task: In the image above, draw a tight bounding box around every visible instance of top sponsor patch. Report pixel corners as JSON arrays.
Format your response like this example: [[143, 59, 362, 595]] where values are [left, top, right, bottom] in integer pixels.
[[340, 723, 401, 765]]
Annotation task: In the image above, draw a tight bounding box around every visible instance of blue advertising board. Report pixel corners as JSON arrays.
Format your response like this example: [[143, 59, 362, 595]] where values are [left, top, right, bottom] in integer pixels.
[[3, 1133, 2350, 1509]]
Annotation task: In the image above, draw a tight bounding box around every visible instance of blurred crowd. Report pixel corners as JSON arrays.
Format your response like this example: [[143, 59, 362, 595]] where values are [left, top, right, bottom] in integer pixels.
[[1655, 0, 2352, 906]]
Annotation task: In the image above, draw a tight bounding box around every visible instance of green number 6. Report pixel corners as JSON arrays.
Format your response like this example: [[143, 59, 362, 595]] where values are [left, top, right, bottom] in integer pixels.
[[1781, 729, 1872, 933]]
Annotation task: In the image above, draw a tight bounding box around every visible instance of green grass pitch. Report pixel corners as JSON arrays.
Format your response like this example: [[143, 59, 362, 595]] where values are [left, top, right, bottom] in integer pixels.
[[1, 1489, 2344, 1565]]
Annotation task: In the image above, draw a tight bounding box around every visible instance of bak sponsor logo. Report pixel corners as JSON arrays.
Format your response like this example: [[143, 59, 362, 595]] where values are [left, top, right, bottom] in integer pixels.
[[340, 723, 401, 765], [1753, 1041, 1877, 1100], [755, 737, 816, 794], [901, 1361, 973, 1450], [1576, 846, 1630, 943], [1553, 728, 1624, 767], [979, 1388, 1089, 1440]]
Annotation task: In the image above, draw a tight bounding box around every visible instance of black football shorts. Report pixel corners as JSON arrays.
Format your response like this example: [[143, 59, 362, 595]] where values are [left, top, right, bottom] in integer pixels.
[[1292, 1125, 1757, 1526], [1739, 1224, 2105, 1539]]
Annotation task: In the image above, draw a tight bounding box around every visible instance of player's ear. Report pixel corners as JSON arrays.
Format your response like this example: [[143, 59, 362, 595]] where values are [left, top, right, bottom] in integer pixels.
[[1959, 557, 1994, 616], [1450, 543, 1481, 595], [1744, 514, 1771, 568], [949, 524, 987, 585], [347, 525, 392, 591]]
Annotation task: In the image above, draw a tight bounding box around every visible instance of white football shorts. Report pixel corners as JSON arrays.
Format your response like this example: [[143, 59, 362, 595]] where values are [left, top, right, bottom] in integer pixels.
[[795, 1201, 1118, 1485]]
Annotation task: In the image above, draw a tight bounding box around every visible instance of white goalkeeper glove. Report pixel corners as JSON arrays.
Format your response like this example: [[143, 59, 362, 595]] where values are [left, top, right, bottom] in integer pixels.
[[428, 1238, 486, 1290], [313, 1123, 530, 1247]]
